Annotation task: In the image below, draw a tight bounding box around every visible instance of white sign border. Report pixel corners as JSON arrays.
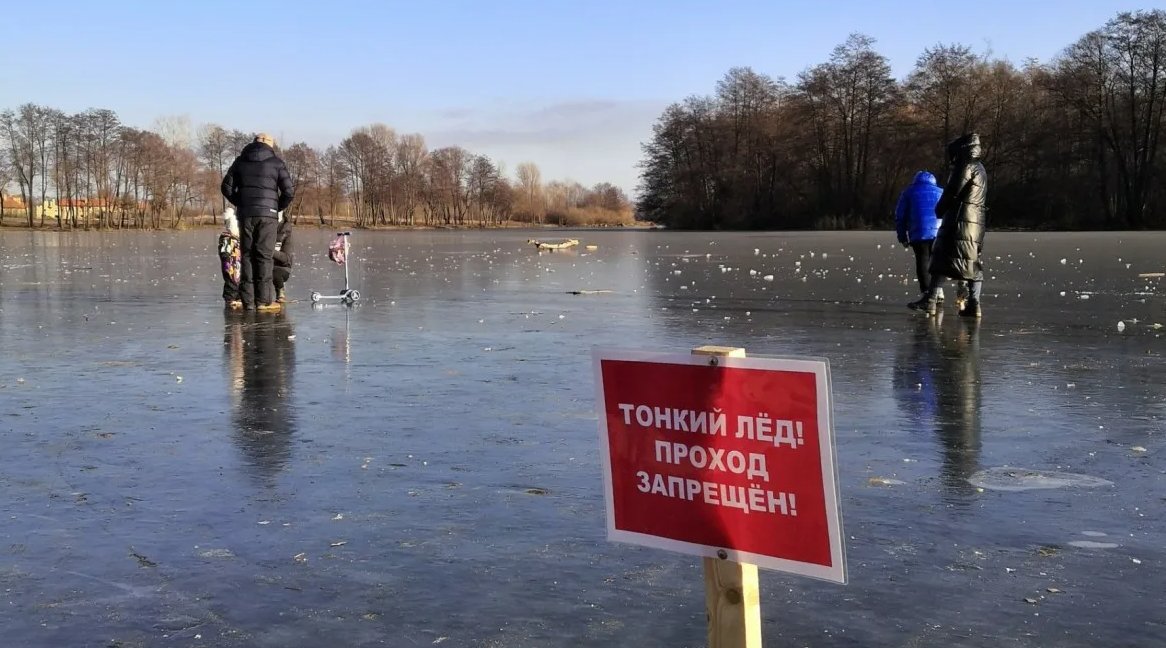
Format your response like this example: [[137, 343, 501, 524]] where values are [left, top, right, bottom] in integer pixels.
[[592, 347, 846, 584]]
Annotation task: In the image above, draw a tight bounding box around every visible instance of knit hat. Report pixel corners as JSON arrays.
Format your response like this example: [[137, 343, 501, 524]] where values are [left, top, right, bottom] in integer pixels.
[[255, 132, 275, 147]]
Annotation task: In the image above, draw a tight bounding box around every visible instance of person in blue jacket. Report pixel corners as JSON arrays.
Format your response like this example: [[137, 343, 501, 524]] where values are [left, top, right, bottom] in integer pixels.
[[895, 171, 944, 310]]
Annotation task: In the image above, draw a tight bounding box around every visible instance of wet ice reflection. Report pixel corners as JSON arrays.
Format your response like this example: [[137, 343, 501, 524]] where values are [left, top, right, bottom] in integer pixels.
[[894, 315, 983, 502], [225, 312, 297, 485]]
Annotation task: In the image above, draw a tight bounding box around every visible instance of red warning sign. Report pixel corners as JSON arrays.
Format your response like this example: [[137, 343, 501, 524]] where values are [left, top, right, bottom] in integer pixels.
[[593, 349, 845, 583]]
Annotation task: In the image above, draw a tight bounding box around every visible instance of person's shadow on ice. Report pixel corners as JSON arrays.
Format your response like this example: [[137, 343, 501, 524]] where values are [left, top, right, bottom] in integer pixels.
[[224, 311, 297, 487], [894, 315, 982, 501]]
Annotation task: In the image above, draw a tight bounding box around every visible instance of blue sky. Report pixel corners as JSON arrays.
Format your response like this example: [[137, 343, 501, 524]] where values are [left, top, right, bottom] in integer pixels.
[[1, 0, 1159, 194]]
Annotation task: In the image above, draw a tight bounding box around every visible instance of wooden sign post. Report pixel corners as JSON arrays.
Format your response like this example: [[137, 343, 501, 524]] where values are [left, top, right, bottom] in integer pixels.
[[593, 345, 845, 648], [692, 346, 761, 648]]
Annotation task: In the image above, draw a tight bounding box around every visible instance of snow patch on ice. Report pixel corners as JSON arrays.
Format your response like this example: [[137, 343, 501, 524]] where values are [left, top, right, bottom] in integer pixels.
[[968, 467, 1114, 492], [1068, 541, 1119, 549]]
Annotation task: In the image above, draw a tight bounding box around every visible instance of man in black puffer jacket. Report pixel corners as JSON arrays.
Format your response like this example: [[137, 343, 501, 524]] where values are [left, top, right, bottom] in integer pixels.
[[221, 133, 294, 311], [925, 133, 987, 318]]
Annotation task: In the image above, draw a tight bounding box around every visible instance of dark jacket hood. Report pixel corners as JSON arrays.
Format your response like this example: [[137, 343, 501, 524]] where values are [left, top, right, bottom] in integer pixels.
[[242, 141, 275, 162], [913, 171, 938, 186], [947, 133, 982, 162], [221, 141, 293, 218]]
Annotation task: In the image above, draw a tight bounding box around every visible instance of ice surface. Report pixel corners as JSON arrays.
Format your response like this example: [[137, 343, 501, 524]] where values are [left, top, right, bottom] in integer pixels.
[[0, 229, 1162, 647]]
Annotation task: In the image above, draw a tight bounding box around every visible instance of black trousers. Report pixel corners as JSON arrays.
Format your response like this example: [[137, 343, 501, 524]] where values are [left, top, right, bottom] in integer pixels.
[[910, 240, 934, 294], [240, 217, 279, 307], [273, 265, 290, 291]]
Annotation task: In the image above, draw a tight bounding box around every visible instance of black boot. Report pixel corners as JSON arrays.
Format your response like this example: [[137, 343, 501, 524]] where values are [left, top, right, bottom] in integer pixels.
[[959, 299, 981, 318], [907, 295, 929, 311]]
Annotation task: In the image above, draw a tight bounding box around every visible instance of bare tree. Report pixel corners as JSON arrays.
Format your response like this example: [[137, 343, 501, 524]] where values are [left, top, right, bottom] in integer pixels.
[[153, 114, 194, 150], [427, 146, 471, 225], [198, 124, 233, 213], [0, 147, 11, 222], [515, 161, 543, 223], [396, 133, 427, 226], [228, 129, 253, 156], [0, 101, 637, 230], [28, 107, 56, 226], [545, 180, 569, 219], [87, 108, 121, 227], [166, 144, 200, 226], [798, 34, 900, 222], [906, 44, 989, 148], [367, 124, 398, 224], [468, 155, 505, 225], [49, 109, 75, 228], [339, 129, 381, 226], [321, 145, 346, 225], [282, 142, 321, 222]]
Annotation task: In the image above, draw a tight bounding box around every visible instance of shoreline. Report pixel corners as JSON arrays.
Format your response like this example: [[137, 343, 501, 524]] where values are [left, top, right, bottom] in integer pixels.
[[0, 220, 656, 233]]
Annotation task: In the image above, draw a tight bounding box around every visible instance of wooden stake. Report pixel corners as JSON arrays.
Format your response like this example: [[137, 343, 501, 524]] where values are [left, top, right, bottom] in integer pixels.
[[691, 345, 762, 648]]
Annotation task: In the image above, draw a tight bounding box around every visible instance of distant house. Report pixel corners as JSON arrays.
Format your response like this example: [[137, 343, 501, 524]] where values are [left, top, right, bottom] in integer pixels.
[[36, 199, 60, 220], [37, 197, 121, 220], [1, 195, 26, 210], [59, 198, 105, 209]]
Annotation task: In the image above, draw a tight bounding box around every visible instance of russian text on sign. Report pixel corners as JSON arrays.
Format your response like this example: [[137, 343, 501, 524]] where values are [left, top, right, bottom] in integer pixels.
[[635, 471, 797, 516], [654, 440, 771, 482]]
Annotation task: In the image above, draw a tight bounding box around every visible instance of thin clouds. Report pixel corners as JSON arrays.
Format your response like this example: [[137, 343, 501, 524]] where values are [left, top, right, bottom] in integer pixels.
[[279, 98, 668, 193], [431, 99, 661, 136], [423, 98, 666, 192], [434, 107, 476, 120], [526, 99, 629, 121]]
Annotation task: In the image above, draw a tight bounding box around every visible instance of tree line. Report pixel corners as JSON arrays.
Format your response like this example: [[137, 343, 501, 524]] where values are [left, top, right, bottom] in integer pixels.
[[0, 111, 633, 229], [638, 10, 1166, 230]]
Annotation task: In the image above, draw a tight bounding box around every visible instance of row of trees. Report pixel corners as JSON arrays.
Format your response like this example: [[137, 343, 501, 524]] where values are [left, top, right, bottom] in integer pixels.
[[638, 10, 1166, 230], [0, 110, 633, 229]]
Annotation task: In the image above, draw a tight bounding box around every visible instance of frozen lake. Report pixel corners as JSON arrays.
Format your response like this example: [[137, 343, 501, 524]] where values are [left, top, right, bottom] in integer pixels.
[[0, 228, 1163, 647]]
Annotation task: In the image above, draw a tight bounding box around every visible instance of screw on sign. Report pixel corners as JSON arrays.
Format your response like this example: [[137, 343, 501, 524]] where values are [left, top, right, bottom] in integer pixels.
[[593, 346, 846, 647]]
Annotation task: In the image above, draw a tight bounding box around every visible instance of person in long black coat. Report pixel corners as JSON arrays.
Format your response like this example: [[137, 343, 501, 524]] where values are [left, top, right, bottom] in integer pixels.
[[926, 133, 987, 318]]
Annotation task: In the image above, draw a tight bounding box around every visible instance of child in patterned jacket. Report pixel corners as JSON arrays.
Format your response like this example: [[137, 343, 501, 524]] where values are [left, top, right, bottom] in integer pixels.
[[218, 207, 242, 309]]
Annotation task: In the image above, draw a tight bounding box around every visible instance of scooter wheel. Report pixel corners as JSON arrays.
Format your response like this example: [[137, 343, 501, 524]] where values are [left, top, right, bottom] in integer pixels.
[[310, 292, 322, 303], [347, 290, 360, 303]]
